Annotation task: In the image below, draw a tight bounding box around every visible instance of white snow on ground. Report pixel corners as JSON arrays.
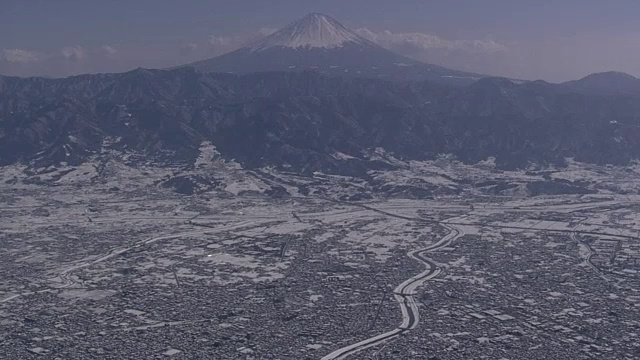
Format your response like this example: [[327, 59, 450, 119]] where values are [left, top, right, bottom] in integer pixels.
[[194, 141, 219, 169], [371, 167, 457, 187], [366, 148, 409, 168], [55, 162, 99, 184], [224, 180, 266, 196], [331, 151, 358, 160], [201, 252, 290, 284], [0, 165, 33, 190], [326, 218, 432, 262], [58, 289, 117, 301], [551, 158, 640, 194]]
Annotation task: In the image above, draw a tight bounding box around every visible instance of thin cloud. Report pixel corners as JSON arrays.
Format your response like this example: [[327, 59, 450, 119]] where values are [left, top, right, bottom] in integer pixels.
[[352, 28, 513, 77], [208, 35, 232, 47], [61, 46, 87, 62], [1, 49, 46, 63], [259, 27, 278, 36], [102, 45, 118, 56], [207, 28, 282, 51], [180, 43, 199, 56], [355, 28, 507, 53]]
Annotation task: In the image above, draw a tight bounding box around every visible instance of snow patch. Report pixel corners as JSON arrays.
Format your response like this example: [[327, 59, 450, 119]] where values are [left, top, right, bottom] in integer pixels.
[[250, 13, 371, 51], [194, 141, 219, 169]]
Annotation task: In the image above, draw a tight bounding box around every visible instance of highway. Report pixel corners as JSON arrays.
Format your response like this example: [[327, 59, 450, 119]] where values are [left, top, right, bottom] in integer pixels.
[[321, 218, 466, 360], [321, 197, 639, 359]]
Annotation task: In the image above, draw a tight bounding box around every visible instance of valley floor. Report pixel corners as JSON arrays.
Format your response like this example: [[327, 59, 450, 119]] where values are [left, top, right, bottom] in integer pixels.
[[1, 159, 640, 359]]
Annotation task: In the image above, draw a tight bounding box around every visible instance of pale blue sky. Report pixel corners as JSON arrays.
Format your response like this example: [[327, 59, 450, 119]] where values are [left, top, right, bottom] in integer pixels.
[[2, 0, 640, 81]]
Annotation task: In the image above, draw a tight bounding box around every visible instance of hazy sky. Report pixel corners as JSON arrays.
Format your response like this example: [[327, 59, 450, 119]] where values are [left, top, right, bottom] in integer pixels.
[[2, 0, 640, 81]]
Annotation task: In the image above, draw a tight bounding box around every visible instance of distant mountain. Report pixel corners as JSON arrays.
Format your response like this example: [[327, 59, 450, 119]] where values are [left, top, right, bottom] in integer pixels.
[[185, 13, 482, 85], [250, 13, 370, 50], [2, 68, 640, 174], [561, 71, 640, 97]]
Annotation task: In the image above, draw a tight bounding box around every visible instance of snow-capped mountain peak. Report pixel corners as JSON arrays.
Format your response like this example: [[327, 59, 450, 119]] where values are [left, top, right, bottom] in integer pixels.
[[250, 13, 371, 51], [185, 13, 482, 85]]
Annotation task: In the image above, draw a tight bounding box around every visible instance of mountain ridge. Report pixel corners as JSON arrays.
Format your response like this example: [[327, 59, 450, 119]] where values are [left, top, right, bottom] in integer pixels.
[[2, 68, 640, 174], [561, 71, 640, 97]]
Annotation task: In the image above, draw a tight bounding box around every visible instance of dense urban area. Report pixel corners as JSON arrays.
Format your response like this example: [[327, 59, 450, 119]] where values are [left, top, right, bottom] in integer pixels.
[[1, 153, 640, 359]]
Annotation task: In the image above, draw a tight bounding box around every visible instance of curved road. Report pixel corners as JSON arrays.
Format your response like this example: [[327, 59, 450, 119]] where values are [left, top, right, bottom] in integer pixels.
[[321, 219, 466, 360], [322, 199, 636, 359]]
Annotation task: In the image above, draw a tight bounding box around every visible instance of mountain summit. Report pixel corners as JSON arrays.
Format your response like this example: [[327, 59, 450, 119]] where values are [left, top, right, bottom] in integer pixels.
[[250, 13, 371, 51], [185, 13, 481, 85], [562, 71, 640, 97]]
